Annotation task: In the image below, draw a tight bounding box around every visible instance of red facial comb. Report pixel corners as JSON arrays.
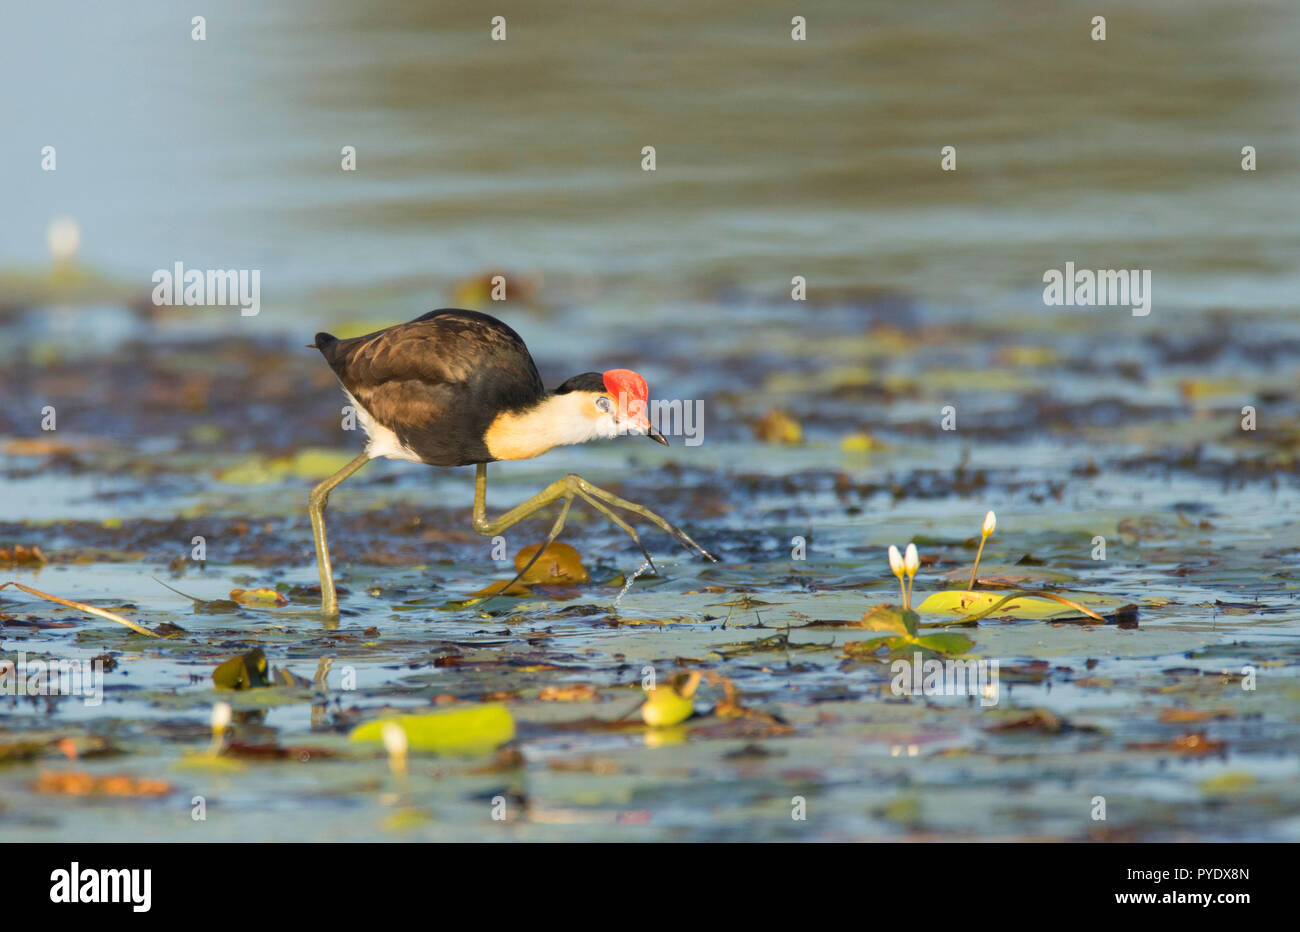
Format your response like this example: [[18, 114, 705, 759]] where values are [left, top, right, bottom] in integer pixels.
[[602, 368, 649, 405]]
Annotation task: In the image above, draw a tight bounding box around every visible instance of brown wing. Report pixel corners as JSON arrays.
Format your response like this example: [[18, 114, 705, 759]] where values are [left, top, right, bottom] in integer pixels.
[[316, 309, 545, 465]]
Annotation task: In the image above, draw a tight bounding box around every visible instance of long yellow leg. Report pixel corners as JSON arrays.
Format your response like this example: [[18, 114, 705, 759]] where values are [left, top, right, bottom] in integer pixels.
[[309, 453, 371, 617], [573, 490, 659, 573], [472, 463, 719, 564], [578, 480, 718, 561], [472, 463, 572, 536]]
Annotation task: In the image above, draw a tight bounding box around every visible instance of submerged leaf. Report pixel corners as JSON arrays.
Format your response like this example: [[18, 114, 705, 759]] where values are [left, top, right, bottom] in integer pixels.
[[385, 808, 435, 831], [910, 632, 975, 654], [173, 752, 247, 772], [714, 632, 834, 656], [217, 448, 360, 484], [843, 636, 906, 658], [841, 432, 882, 452], [451, 579, 533, 607], [1200, 772, 1256, 795]]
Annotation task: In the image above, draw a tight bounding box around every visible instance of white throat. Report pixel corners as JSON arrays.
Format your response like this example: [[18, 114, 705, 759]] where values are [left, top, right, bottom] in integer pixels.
[[484, 393, 615, 461]]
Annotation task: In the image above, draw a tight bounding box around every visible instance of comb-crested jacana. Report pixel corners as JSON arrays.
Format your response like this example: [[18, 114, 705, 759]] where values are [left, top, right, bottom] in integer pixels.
[[309, 308, 717, 616]]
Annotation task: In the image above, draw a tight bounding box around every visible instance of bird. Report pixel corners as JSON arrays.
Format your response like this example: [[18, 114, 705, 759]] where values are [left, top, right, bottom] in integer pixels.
[[308, 307, 718, 616]]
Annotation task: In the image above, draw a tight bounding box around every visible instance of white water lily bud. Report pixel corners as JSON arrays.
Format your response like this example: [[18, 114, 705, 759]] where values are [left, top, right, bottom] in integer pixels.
[[983, 510, 997, 537], [47, 217, 81, 263], [888, 545, 904, 576], [904, 543, 919, 575], [211, 701, 232, 733], [381, 721, 409, 758]]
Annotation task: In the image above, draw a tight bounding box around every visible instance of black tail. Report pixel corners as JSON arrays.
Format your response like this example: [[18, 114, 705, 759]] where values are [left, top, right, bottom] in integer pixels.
[[314, 331, 338, 355]]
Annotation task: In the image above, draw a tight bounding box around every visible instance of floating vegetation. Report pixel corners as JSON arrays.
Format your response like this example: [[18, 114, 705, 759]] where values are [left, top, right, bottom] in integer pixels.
[[0, 581, 158, 638], [843, 605, 975, 659], [640, 672, 700, 727], [3, 273, 1299, 842], [350, 706, 516, 755]]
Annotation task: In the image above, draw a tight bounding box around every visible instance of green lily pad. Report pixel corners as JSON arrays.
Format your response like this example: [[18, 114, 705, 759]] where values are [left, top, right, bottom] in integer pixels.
[[349, 705, 515, 755]]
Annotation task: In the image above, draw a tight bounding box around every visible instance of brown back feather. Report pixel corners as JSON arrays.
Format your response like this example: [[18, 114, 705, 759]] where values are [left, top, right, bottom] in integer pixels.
[[316, 309, 546, 465]]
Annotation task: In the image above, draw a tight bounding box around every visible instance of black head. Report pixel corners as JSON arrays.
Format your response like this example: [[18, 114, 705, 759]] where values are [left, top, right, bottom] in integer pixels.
[[553, 372, 606, 394]]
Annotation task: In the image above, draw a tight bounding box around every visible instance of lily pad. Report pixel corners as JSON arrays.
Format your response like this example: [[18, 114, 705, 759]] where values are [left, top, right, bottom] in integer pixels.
[[349, 705, 515, 754], [916, 589, 1124, 623]]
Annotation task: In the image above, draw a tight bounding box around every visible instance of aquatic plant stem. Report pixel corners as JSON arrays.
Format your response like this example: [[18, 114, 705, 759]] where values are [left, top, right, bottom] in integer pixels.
[[967, 534, 989, 590], [0, 581, 159, 637]]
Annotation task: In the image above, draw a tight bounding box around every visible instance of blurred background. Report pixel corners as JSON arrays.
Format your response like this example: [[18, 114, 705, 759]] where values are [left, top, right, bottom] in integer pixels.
[[4, 0, 1298, 318]]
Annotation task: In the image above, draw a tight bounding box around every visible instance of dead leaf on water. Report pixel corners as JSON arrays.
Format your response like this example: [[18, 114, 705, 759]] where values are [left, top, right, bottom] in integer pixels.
[[1158, 708, 1231, 723], [33, 771, 172, 797], [229, 587, 288, 606], [514, 541, 589, 584], [754, 409, 803, 445], [985, 709, 1068, 734], [538, 684, 599, 701], [0, 545, 47, 566], [213, 648, 271, 690], [1127, 733, 1226, 756]]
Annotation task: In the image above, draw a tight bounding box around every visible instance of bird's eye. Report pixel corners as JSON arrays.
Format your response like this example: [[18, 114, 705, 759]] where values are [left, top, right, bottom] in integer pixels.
[[595, 397, 612, 412]]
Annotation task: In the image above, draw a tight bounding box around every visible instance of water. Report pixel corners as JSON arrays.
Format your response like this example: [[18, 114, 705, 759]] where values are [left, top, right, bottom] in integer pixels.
[[613, 561, 655, 611], [3, 0, 1297, 317]]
